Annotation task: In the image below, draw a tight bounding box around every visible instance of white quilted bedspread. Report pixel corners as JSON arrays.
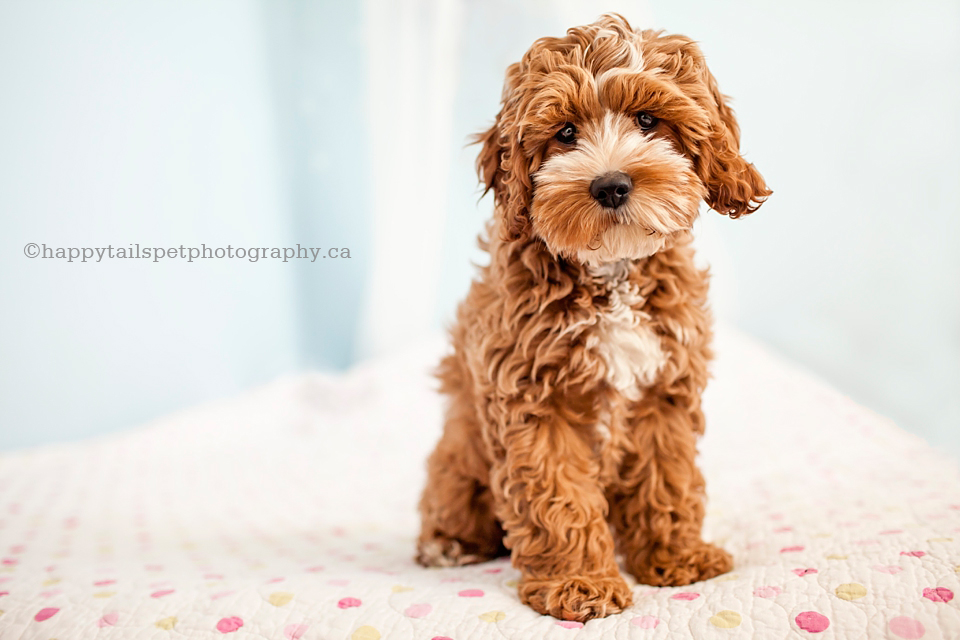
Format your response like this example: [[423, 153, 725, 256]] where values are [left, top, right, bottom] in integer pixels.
[[1, 328, 959, 640]]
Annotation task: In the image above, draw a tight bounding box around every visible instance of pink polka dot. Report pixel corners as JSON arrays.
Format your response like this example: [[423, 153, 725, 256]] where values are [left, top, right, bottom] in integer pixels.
[[93, 579, 116, 586], [432, 637, 453, 640], [216, 616, 244, 633], [900, 551, 926, 558], [631, 615, 660, 629], [557, 620, 583, 629], [889, 616, 925, 639], [34, 607, 59, 622], [753, 586, 782, 598], [211, 590, 235, 600], [338, 597, 362, 609], [795, 611, 830, 633], [0, 591, 8, 597], [880, 529, 903, 535], [404, 603, 432, 618], [922, 587, 953, 603], [305, 566, 324, 572], [780, 546, 804, 553], [792, 568, 818, 576], [458, 589, 484, 597], [483, 568, 502, 574], [284, 623, 309, 639], [328, 579, 349, 586], [671, 592, 700, 600], [1, 558, 18, 566], [151, 589, 175, 598], [873, 565, 903, 574], [98, 612, 118, 627]]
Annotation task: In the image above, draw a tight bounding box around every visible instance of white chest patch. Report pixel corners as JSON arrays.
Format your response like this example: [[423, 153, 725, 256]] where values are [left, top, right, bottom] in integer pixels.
[[586, 262, 667, 401]]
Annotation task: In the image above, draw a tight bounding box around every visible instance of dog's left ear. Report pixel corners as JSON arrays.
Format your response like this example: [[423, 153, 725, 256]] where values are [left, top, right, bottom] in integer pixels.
[[693, 54, 771, 217]]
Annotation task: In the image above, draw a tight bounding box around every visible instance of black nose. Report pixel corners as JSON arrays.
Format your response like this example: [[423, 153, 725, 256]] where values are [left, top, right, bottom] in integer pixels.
[[590, 172, 632, 209]]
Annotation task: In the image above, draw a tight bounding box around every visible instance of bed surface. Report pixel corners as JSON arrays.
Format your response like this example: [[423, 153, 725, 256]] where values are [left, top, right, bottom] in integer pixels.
[[0, 328, 958, 639]]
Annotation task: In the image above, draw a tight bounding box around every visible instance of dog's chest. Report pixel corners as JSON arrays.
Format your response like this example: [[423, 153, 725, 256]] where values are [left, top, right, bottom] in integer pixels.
[[585, 262, 666, 401]]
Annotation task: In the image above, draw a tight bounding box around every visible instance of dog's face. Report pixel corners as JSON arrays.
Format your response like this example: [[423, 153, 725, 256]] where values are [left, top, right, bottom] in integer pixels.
[[477, 15, 770, 265]]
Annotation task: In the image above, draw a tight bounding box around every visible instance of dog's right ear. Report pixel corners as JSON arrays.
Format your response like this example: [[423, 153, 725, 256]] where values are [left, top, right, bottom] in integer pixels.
[[473, 63, 532, 241], [474, 121, 502, 196]]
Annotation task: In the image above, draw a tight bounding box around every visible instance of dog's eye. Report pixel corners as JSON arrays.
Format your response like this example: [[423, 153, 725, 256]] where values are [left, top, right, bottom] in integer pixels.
[[555, 123, 577, 145], [637, 112, 658, 131]]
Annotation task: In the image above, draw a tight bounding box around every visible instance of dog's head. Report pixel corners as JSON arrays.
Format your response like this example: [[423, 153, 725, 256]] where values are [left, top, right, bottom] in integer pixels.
[[476, 14, 770, 264]]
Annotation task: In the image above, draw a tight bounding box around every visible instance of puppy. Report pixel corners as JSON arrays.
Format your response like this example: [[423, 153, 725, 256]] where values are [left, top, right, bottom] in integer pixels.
[[416, 14, 769, 622]]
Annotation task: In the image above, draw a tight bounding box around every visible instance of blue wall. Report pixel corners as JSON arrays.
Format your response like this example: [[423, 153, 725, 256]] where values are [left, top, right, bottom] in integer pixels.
[[1, 0, 957, 458]]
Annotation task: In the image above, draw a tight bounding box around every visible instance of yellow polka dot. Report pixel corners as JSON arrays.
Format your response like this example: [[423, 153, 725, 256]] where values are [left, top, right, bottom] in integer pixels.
[[479, 611, 506, 623], [826, 554, 848, 560], [92, 591, 115, 598], [813, 533, 832, 538], [351, 626, 380, 640], [391, 585, 414, 593], [155, 617, 177, 630], [268, 592, 293, 607], [714, 574, 738, 582], [42, 579, 60, 586], [709, 610, 742, 628], [928, 537, 953, 543], [835, 583, 867, 601], [504, 579, 518, 588]]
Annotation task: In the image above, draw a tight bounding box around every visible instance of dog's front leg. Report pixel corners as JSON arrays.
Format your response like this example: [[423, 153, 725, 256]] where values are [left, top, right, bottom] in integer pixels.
[[490, 416, 632, 621], [611, 395, 733, 586]]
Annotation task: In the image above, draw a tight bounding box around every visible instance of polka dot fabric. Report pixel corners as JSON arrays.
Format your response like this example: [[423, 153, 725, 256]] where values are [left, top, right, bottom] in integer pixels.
[[0, 328, 958, 638]]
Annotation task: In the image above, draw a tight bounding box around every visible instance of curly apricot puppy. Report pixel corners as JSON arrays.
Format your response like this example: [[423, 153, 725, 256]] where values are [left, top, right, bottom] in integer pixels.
[[416, 14, 769, 622]]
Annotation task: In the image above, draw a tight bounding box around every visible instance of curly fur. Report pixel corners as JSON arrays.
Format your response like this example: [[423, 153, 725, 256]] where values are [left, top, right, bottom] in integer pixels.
[[417, 14, 770, 622]]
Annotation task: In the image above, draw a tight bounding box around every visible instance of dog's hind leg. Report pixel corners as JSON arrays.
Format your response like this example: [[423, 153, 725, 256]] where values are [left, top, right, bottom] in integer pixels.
[[416, 403, 506, 567]]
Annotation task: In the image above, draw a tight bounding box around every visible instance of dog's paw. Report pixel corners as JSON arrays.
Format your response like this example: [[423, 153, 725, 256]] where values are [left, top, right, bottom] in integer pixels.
[[630, 542, 733, 586], [519, 574, 633, 622], [416, 536, 489, 568]]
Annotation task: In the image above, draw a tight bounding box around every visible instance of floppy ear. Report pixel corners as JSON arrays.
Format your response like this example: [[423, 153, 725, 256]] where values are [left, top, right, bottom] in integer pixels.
[[474, 122, 501, 196], [697, 70, 771, 218], [472, 63, 531, 241]]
